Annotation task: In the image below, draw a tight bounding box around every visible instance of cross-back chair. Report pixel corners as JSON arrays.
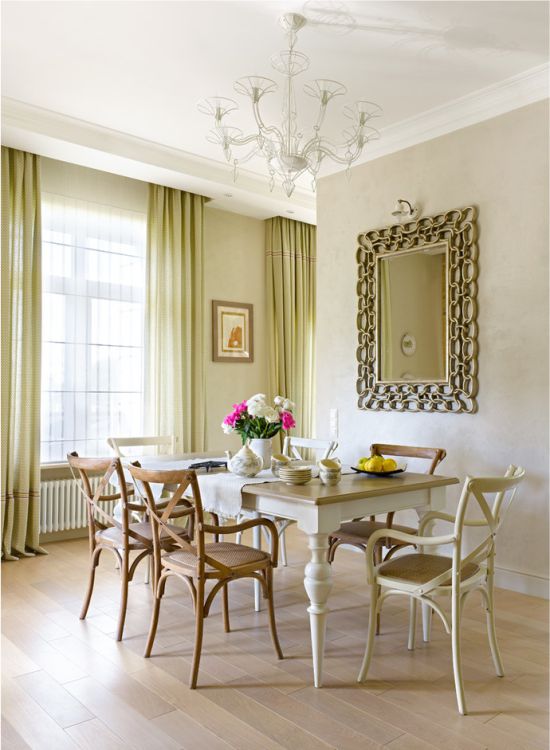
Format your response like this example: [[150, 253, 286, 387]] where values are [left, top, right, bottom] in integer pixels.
[[106, 435, 178, 457], [67, 453, 192, 641], [328, 443, 446, 634], [264, 436, 337, 566], [357, 465, 525, 715], [128, 463, 283, 689]]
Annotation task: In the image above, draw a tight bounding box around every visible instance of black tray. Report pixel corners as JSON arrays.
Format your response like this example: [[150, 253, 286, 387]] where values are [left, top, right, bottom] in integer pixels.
[[351, 466, 405, 477]]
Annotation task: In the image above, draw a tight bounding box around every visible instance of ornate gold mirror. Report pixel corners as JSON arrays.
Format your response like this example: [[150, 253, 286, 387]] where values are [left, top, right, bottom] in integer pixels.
[[356, 206, 478, 412]]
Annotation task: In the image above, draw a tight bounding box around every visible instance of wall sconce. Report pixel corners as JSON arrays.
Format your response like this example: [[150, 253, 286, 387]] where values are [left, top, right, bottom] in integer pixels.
[[391, 199, 419, 223]]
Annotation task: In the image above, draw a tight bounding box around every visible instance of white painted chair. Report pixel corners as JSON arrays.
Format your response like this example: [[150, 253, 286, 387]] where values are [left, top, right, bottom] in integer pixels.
[[357, 465, 525, 715], [273, 436, 337, 566], [106, 435, 178, 457], [235, 436, 337, 566]]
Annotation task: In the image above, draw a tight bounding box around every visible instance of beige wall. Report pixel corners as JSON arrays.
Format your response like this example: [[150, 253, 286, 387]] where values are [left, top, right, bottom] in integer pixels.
[[316, 101, 549, 595], [203, 207, 268, 452]]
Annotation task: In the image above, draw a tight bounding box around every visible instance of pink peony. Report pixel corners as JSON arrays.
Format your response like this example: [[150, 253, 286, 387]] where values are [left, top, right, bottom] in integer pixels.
[[223, 400, 248, 427], [281, 410, 296, 431]]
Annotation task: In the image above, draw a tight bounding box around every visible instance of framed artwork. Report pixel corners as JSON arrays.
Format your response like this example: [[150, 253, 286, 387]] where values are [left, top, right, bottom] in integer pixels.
[[212, 300, 254, 363]]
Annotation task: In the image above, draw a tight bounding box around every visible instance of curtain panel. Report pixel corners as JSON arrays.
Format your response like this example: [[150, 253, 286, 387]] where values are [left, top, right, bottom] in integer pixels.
[[1, 147, 45, 560], [265, 216, 316, 442], [145, 185, 206, 452]]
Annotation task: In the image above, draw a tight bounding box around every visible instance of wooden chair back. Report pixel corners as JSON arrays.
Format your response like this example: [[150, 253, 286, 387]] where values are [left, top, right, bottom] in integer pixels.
[[127, 464, 232, 579], [107, 435, 177, 458], [67, 453, 150, 547], [370, 443, 446, 475], [283, 436, 337, 461]]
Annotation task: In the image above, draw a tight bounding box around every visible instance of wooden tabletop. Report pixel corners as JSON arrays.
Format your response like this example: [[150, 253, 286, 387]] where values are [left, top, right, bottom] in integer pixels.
[[243, 472, 460, 506]]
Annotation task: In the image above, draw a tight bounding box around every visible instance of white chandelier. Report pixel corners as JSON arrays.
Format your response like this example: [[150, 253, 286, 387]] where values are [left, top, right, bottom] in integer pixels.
[[198, 12, 382, 198]]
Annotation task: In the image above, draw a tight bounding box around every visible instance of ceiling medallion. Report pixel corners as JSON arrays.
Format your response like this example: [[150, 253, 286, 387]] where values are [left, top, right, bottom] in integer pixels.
[[198, 12, 382, 198]]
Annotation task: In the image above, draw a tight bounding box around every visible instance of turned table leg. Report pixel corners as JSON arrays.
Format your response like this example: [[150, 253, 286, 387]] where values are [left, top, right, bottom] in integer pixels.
[[304, 532, 333, 687]]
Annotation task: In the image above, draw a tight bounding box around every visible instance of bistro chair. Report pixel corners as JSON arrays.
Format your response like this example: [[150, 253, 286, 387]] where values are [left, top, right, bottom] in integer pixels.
[[106, 435, 178, 457], [128, 463, 283, 689], [328, 443, 446, 634], [67, 453, 192, 641], [357, 465, 525, 715], [273, 436, 337, 565]]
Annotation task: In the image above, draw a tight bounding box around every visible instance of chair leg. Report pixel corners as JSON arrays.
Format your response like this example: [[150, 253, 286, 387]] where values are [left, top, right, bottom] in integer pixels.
[[222, 582, 230, 633], [422, 602, 432, 642], [375, 545, 382, 636], [144, 572, 167, 657], [265, 568, 283, 659], [357, 579, 378, 682], [485, 576, 504, 677], [116, 548, 130, 642], [407, 597, 417, 651], [190, 578, 205, 689], [80, 547, 101, 620], [279, 527, 288, 567], [451, 583, 468, 715]]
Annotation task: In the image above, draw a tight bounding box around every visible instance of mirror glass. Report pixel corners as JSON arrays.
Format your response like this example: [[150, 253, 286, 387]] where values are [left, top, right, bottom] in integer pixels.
[[377, 242, 447, 382]]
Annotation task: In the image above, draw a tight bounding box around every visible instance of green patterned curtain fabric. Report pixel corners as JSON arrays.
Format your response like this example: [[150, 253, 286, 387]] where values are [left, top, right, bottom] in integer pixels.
[[1, 147, 46, 560], [266, 216, 316, 442], [145, 185, 206, 452]]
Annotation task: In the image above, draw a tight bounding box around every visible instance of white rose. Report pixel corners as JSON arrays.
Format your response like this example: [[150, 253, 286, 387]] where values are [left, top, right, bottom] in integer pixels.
[[282, 398, 295, 411], [249, 403, 279, 422], [246, 393, 267, 409], [274, 395, 284, 406], [221, 421, 234, 434]]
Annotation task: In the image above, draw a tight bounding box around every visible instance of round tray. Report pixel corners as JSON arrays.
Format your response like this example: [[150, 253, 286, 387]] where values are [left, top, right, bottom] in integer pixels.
[[351, 466, 405, 477]]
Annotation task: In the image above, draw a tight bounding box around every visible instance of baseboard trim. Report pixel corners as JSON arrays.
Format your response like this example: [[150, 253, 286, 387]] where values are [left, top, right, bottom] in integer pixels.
[[40, 528, 88, 543], [494, 566, 549, 599]]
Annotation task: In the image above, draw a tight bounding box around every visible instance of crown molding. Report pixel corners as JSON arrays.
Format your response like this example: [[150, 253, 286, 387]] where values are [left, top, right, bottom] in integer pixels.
[[2, 62, 548, 219], [325, 62, 550, 172], [1, 97, 317, 223]]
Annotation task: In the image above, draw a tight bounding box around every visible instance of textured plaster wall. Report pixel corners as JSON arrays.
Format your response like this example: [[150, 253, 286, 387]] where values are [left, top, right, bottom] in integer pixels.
[[204, 207, 268, 452], [316, 101, 549, 593]]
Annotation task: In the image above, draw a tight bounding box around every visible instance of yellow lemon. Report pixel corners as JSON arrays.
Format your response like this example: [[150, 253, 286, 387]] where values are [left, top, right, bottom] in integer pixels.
[[366, 456, 384, 472], [382, 458, 398, 472]]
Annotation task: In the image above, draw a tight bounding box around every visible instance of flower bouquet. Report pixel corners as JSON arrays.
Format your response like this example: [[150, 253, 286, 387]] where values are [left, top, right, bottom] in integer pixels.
[[222, 393, 296, 443]]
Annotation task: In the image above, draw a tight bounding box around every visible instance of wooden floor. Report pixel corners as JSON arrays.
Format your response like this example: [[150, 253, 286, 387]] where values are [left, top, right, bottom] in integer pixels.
[[2, 526, 548, 750]]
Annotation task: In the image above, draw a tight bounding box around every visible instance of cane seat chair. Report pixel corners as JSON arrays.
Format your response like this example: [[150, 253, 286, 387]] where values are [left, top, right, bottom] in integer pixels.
[[67, 453, 192, 641], [128, 463, 283, 689], [328, 444, 446, 634], [357, 465, 525, 715]]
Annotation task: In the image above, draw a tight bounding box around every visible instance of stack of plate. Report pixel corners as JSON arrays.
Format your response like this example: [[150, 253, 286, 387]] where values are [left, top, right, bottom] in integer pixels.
[[278, 465, 313, 485]]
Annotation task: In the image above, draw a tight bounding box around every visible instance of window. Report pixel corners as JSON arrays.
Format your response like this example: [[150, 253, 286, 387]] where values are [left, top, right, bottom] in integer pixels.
[[41, 194, 146, 462]]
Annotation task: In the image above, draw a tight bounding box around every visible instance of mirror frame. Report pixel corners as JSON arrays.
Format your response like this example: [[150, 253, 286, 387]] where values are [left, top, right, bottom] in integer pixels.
[[356, 206, 478, 413]]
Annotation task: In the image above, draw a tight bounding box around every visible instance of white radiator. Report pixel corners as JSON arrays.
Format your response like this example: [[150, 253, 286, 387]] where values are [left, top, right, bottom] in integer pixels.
[[40, 477, 116, 534]]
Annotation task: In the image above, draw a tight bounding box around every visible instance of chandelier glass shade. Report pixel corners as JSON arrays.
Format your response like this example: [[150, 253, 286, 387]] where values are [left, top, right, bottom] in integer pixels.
[[198, 12, 382, 197]]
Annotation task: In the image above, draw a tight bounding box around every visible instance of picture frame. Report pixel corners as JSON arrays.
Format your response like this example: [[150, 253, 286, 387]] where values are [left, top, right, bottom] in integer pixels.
[[212, 300, 254, 363]]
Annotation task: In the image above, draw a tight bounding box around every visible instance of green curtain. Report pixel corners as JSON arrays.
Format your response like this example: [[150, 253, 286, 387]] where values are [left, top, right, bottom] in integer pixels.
[[145, 184, 206, 452], [266, 216, 316, 442], [1, 147, 45, 560]]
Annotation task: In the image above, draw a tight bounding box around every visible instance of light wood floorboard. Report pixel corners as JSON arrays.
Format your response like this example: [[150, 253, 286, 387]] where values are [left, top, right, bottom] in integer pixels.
[[2, 528, 548, 749]]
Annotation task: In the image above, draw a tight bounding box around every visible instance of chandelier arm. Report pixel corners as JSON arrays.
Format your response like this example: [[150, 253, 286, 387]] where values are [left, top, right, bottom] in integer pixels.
[[303, 141, 361, 165], [252, 101, 284, 145], [223, 132, 262, 148]]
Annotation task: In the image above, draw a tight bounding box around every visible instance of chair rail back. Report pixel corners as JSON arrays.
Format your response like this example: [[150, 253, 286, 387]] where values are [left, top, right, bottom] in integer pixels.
[[283, 436, 337, 461], [370, 443, 446, 475], [107, 435, 177, 458]]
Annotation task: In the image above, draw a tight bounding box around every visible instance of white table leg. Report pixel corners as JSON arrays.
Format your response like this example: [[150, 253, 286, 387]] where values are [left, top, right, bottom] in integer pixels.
[[304, 532, 333, 688], [252, 511, 262, 612]]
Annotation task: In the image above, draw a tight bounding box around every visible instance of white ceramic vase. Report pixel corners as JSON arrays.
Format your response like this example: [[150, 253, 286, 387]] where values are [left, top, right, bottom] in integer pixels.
[[249, 438, 273, 470]]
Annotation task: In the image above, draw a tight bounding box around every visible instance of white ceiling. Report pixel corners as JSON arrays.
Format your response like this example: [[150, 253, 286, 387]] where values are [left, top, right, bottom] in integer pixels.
[[2, 1, 548, 221]]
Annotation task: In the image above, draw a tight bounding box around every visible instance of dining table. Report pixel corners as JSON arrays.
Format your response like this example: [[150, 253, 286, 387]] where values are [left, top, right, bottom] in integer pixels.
[[119, 456, 459, 688]]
